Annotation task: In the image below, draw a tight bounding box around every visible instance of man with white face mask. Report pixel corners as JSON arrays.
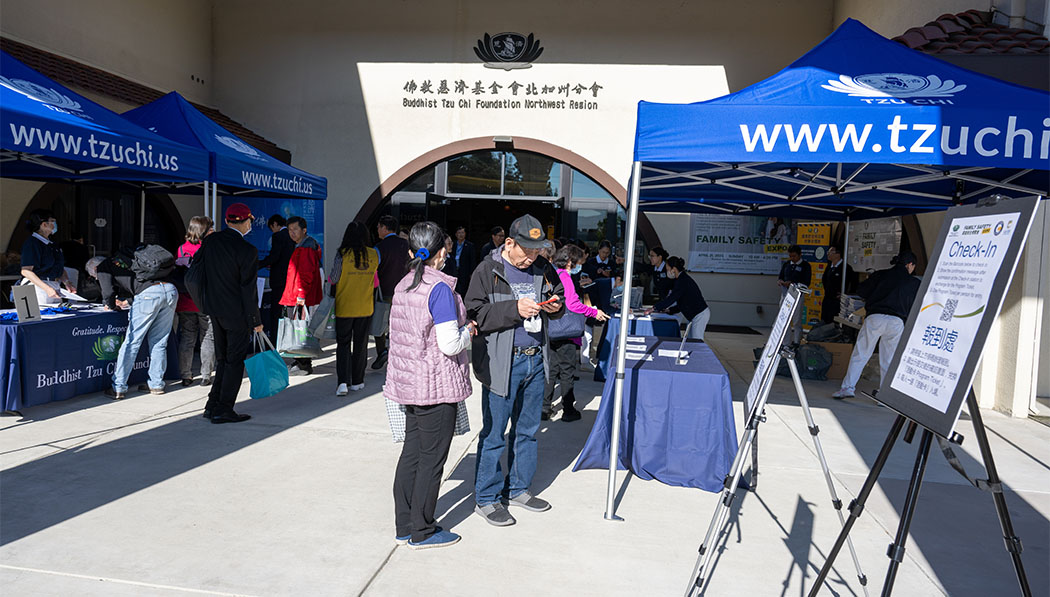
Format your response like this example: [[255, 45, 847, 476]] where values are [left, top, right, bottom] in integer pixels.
[[19, 209, 74, 305]]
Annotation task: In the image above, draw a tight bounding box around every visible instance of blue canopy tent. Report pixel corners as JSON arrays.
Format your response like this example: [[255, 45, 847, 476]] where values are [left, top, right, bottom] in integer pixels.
[[122, 92, 327, 222], [1, 50, 209, 242], [602, 19, 1049, 518]]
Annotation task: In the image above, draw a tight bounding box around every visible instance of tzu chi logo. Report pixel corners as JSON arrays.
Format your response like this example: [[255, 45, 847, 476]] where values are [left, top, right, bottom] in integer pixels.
[[214, 134, 262, 158], [475, 32, 544, 70], [0, 75, 86, 113], [822, 73, 966, 101]]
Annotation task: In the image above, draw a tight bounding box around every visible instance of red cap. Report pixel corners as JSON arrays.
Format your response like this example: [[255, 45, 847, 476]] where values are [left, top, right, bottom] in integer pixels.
[[225, 202, 253, 223]]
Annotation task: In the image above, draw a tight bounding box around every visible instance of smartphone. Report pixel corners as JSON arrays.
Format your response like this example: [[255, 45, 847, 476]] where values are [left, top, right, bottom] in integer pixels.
[[536, 296, 559, 306]]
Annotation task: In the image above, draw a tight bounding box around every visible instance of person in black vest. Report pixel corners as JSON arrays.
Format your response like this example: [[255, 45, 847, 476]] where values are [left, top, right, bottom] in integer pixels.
[[451, 225, 477, 295], [777, 245, 811, 345], [642, 246, 673, 301], [479, 226, 505, 258], [820, 245, 857, 324], [258, 214, 295, 346], [19, 209, 74, 305], [833, 251, 921, 399], [373, 214, 409, 369], [198, 203, 263, 423], [646, 256, 711, 340]]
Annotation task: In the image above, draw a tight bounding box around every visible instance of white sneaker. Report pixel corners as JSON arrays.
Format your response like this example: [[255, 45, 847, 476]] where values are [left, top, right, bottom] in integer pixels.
[[288, 364, 306, 376], [349, 383, 365, 391], [832, 388, 855, 399], [335, 383, 348, 396]]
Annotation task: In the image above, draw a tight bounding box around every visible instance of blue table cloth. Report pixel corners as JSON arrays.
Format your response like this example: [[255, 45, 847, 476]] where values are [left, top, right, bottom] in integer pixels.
[[1, 309, 178, 411], [594, 314, 681, 381], [575, 337, 737, 492]]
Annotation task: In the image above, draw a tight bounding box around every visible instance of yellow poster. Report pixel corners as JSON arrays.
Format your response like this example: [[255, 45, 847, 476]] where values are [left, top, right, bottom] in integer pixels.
[[796, 223, 832, 246]]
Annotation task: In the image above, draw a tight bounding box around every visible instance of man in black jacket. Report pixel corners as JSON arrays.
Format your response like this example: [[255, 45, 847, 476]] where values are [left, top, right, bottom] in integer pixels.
[[258, 214, 294, 345], [198, 203, 264, 423], [777, 245, 812, 345], [833, 251, 921, 399], [451, 225, 477, 295], [466, 214, 564, 528], [820, 245, 857, 324], [372, 215, 409, 369]]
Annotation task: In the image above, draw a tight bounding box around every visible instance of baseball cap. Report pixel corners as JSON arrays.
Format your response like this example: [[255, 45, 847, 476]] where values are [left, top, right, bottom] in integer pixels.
[[508, 214, 548, 249], [225, 202, 253, 223]]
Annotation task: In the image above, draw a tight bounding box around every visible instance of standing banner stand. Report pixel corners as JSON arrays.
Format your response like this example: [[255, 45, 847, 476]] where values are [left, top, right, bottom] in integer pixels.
[[685, 284, 868, 596], [809, 195, 1040, 597]]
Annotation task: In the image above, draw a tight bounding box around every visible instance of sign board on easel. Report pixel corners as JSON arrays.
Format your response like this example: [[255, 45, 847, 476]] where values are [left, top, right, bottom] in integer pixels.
[[876, 196, 1042, 438], [745, 284, 801, 414], [12, 285, 41, 322]]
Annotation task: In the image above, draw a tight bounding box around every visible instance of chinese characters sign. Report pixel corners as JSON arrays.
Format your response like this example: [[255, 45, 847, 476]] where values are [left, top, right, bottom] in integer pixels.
[[401, 76, 604, 111], [890, 211, 1019, 412]]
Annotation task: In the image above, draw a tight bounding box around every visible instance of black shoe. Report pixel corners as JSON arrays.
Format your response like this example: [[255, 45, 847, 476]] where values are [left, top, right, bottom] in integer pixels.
[[200, 376, 212, 386], [202, 409, 212, 419], [541, 411, 551, 421], [104, 387, 126, 400], [371, 351, 388, 370], [138, 384, 165, 395], [562, 406, 582, 422], [181, 378, 195, 387], [211, 411, 251, 424]]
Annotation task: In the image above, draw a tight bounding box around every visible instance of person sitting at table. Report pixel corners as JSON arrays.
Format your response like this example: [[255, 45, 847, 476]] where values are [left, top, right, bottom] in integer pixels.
[[90, 255, 135, 310], [543, 244, 609, 422], [645, 256, 710, 341], [19, 209, 75, 305]]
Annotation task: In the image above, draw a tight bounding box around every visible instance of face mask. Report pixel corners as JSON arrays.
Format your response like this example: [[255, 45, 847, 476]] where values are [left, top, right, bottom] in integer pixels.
[[570, 264, 582, 275], [50, 222, 58, 235]]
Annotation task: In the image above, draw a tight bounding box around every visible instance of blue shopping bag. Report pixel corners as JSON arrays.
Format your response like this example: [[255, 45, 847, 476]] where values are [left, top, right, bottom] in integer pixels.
[[245, 331, 290, 399]]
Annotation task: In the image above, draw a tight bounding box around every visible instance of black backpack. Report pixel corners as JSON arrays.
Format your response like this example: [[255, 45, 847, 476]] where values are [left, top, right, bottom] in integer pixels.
[[131, 245, 175, 282]]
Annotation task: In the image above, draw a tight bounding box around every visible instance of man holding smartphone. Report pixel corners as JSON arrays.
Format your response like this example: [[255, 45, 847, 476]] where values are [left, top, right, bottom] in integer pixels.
[[466, 214, 565, 527]]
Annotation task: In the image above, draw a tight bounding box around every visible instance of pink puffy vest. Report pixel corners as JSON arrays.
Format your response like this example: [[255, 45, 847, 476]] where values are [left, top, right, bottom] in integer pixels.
[[384, 266, 472, 406]]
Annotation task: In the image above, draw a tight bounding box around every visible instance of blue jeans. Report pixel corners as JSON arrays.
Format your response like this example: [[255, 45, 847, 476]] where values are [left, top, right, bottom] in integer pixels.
[[474, 352, 545, 506], [112, 283, 177, 392]]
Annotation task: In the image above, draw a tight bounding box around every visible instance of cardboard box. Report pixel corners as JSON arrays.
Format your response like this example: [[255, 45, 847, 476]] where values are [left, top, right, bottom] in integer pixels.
[[807, 341, 854, 379]]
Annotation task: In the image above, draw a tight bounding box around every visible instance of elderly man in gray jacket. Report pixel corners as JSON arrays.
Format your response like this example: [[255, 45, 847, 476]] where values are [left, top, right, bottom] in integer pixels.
[[465, 214, 564, 527]]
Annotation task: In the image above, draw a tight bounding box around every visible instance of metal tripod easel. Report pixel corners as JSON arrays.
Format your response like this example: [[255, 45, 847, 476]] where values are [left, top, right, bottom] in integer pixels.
[[685, 297, 868, 596]]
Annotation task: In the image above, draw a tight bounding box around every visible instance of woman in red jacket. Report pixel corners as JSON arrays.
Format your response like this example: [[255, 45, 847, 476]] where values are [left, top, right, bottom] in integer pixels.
[[279, 216, 323, 374]]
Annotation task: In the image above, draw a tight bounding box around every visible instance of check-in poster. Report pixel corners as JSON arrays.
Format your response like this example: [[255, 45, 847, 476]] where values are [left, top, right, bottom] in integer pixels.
[[890, 212, 1018, 412], [688, 214, 793, 274]]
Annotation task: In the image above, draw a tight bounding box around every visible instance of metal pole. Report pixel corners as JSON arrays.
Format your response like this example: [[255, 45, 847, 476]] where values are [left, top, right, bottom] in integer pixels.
[[139, 187, 146, 242], [882, 429, 934, 596], [604, 161, 642, 521], [212, 182, 219, 226], [203, 180, 210, 221], [841, 215, 850, 301]]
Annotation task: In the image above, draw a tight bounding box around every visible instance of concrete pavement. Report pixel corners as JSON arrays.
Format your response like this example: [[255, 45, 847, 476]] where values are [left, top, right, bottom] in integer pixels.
[[1, 332, 1047, 596]]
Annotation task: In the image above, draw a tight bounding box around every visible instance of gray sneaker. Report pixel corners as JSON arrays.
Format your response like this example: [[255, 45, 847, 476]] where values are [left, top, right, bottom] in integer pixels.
[[507, 491, 551, 512], [475, 503, 516, 526]]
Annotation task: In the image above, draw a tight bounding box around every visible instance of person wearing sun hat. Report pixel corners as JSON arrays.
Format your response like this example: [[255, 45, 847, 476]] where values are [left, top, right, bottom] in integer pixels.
[[196, 202, 264, 424], [465, 214, 565, 527]]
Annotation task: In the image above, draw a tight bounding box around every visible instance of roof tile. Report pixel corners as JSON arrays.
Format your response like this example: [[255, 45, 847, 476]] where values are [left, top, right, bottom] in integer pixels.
[[892, 9, 1049, 55]]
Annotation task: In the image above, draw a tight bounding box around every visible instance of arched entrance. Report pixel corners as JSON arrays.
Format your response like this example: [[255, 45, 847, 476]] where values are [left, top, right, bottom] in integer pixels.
[[353, 136, 661, 250]]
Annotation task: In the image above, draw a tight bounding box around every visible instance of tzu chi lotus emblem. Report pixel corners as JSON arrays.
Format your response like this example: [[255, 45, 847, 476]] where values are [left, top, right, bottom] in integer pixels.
[[475, 32, 544, 70]]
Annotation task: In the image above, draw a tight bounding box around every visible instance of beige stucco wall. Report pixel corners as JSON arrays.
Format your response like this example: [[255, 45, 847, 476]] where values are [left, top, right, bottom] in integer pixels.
[[0, 0, 214, 105]]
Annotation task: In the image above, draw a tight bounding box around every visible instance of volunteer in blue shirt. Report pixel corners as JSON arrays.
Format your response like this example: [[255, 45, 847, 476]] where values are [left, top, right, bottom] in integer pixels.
[[646, 256, 711, 341], [19, 209, 74, 305]]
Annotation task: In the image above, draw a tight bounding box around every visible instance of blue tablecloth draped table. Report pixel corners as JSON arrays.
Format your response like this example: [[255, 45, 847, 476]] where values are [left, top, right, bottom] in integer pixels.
[[594, 313, 681, 382], [574, 337, 737, 492], [1, 309, 179, 411]]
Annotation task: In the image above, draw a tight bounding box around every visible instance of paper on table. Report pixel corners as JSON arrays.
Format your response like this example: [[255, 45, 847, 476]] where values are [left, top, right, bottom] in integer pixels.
[[59, 288, 88, 301], [657, 349, 690, 359], [624, 352, 652, 361], [626, 336, 648, 343]]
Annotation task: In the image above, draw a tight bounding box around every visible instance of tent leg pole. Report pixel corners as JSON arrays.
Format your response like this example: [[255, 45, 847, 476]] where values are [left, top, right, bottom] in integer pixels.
[[841, 215, 850, 302], [604, 161, 642, 521], [203, 180, 210, 222], [139, 187, 146, 243]]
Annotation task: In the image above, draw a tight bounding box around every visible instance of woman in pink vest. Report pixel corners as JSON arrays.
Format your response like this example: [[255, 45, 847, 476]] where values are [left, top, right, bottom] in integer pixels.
[[386, 221, 475, 550], [176, 216, 215, 386]]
